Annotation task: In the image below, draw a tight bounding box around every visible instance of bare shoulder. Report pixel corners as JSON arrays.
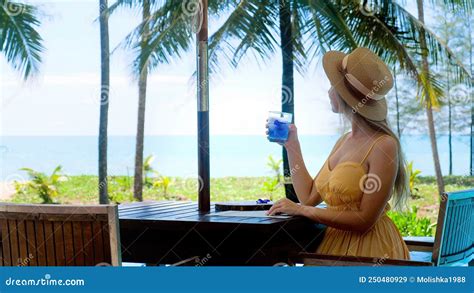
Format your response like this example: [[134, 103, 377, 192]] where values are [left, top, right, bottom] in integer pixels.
[[370, 135, 398, 161]]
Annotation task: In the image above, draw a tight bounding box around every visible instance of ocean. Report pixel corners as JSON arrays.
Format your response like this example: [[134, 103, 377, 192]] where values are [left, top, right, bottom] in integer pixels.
[[0, 135, 471, 181]]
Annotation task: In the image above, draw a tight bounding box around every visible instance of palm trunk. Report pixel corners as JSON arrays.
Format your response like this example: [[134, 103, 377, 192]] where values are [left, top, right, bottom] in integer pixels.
[[447, 67, 452, 175], [394, 66, 401, 137], [133, 0, 151, 202], [469, 19, 473, 176], [98, 0, 110, 204], [416, 0, 445, 195], [279, 0, 298, 202]]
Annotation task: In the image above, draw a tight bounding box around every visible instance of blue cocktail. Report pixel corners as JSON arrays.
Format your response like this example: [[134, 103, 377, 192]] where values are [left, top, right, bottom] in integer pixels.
[[267, 111, 293, 143]]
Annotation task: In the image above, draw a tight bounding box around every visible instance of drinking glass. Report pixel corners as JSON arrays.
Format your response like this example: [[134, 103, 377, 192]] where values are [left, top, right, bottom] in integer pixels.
[[267, 111, 293, 143]]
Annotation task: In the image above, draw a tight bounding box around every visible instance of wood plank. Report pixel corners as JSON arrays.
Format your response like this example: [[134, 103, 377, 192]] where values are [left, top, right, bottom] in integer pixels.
[[8, 220, 19, 266], [119, 200, 178, 209], [34, 221, 47, 266], [43, 221, 56, 266], [63, 222, 75, 266], [1, 220, 11, 266], [118, 201, 187, 213], [72, 222, 85, 266], [92, 222, 105, 265], [53, 222, 65, 266], [25, 221, 37, 266], [131, 206, 201, 219], [0, 225, 3, 266], [82, 222, 95, 266], [0, 204, 112, 215], [16, 220, 29, 266], [119, 202, 196, 217], [102, 222, 111, 264]]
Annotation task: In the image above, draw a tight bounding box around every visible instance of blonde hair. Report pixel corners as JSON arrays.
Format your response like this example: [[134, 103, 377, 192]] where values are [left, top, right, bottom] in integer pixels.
[[335, 92, 409, 211]]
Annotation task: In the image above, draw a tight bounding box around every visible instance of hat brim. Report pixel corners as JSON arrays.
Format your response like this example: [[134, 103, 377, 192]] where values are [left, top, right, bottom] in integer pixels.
[[322, 51, 387, 121]]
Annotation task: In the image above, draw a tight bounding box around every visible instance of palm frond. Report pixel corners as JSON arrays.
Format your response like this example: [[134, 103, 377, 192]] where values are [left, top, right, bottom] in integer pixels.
[[303, 0, 359, 55], [114, 0, 194, 76], [0, 0, 44, 79], [208, 0, 279, 74]]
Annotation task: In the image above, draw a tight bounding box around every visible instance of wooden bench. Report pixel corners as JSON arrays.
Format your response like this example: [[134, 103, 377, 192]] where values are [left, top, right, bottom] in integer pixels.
[[0, 204, 121, 266], [289, 189, 474, 266]]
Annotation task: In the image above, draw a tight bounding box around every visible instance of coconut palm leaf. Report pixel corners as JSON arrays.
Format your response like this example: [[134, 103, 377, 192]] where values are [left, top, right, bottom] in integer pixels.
[[208, 0, 279, 72], [0, 0, 44, 79], [303, 0, 358, 55], [114, 0, 195, 75], [331, 0, 470, 106]]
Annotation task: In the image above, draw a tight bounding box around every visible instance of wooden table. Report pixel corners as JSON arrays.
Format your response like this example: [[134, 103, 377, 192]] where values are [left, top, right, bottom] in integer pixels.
[[118, 201, 325, 266]]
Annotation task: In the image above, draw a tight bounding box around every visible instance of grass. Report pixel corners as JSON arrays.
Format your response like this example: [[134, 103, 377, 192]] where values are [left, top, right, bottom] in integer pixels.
[[11, 175, 287, 205], [10, 175, 472, 237]]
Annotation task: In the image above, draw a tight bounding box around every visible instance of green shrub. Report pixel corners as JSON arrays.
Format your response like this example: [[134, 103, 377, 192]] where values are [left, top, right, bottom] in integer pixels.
[[387, 206, 435, 236], [18, 166, 68, 204], [417, 175, 474, 186]]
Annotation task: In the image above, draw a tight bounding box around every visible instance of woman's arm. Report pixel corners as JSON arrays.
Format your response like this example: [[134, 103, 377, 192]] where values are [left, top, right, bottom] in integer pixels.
[[284, 125, 322, 206], [269, 136, 398, 233]]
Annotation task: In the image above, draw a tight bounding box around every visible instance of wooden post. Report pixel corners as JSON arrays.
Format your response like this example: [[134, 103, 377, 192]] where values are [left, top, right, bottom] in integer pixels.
[[197, 0, 210, 212]]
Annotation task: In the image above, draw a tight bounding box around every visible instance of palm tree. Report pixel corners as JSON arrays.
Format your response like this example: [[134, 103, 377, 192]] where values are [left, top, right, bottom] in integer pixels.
[[124, 0, 472, 198], [469, 17, 473, 176], [132, 0, 151, 201], [416, 0, 445, 195], [0, 0, 44, 79], [98, 0, 110, 204], [108, 0, 193, 201], [207, 0, 471, 199]]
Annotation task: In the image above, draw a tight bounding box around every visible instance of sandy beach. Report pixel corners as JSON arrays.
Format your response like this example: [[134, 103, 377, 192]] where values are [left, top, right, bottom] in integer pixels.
[[0, 182, 15, 201]]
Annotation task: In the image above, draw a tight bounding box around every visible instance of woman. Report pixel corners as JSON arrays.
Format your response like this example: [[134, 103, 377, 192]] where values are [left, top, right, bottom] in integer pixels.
[[267, 47, 410, 260]]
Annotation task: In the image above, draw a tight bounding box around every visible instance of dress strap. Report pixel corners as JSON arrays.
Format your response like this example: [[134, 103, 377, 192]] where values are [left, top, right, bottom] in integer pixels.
[[360, 135, 391, 164], [330, 132, 350, 157]]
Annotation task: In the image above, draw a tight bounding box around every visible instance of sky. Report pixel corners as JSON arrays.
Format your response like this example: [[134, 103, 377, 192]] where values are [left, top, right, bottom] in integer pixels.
[[1, 0, 421, 136]]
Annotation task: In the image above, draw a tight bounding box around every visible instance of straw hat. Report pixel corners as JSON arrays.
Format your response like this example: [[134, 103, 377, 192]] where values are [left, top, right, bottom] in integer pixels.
[[323, 47, 394, 121]]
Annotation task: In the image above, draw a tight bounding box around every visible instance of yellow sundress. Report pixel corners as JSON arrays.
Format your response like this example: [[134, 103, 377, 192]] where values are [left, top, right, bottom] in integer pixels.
[[314, 133, 410, 260]]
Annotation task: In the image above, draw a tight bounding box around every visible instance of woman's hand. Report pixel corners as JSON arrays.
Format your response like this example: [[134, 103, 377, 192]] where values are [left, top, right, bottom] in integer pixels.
[[265, 121, 299, 149], [266, 198, 303, 216]]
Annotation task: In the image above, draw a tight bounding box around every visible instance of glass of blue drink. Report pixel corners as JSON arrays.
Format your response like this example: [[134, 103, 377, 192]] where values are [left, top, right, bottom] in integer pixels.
[[267, 111, 293, 143]]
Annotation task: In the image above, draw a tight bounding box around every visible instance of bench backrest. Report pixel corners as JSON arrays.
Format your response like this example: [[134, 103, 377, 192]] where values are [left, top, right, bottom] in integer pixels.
[[0, 204, 121, 266], [433, 189, 474, 266]]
